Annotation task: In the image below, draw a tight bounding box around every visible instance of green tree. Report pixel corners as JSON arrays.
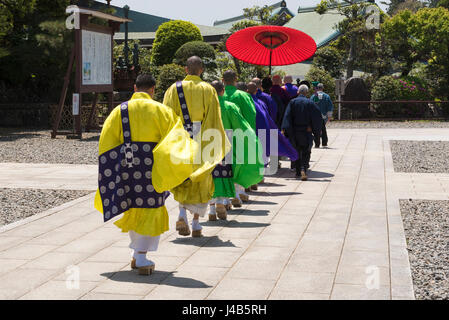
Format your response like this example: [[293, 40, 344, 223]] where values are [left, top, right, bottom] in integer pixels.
[[154, 64, 186, 102], [305, 66, 336, 102], [316, 0, 380, 79], [243, 5, 292, 25], [408, 7, 449, 99], [438, 0, 449, 8], [380, 9, 417, 76], [312, 46, 344, 78], [151, 20, 203, 66], [173, 41, 215, 66]]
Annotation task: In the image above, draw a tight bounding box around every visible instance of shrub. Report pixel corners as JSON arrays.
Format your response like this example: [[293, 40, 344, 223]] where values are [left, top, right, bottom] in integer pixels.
[[312, 46, 344, 78], [154, 64, 186, 102], [371, 76, 402, 116], [173, 41, 215, 66], [151, 20, 203, 66], [371, 75, 432, 117], [305, 66, 336, 102]]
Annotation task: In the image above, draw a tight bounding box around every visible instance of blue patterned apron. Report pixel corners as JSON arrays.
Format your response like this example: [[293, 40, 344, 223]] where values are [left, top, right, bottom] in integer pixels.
[[98, 101, 169, 223]]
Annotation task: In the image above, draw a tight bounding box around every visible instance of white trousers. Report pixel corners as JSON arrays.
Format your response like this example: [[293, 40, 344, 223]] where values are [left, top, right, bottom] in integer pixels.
[[179, 203, 208, 217], [235, 184, 246, 196], [210, 197, 226, 205], [128, 230, 160, 252]]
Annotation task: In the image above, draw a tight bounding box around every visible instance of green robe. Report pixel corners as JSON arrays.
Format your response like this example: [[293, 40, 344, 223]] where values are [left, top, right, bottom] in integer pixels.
[[213, 96, 264, 198], [223, 85, 257, 131]]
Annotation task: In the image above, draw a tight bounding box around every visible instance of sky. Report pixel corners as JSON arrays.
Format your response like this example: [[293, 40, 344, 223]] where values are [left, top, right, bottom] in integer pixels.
[[105, 0, 389, 26]]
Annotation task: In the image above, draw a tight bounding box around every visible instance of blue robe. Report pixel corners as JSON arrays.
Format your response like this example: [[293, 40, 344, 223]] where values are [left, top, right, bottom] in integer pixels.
[[256, 89, 277, 122], [252, 94, 298, 163]]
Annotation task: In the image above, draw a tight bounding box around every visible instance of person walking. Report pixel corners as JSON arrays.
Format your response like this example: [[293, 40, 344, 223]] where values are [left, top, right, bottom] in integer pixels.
[[282, 75, 298, 99], [95, 74, 200, 275], [310, 83, 333, 148], [163, 56, 230, 238], [281, 85, 322, 181]]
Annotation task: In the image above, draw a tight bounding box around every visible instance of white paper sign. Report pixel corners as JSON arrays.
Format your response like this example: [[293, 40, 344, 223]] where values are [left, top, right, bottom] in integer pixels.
[[81, 30, 112, 85], [72, 93, 80, 115]]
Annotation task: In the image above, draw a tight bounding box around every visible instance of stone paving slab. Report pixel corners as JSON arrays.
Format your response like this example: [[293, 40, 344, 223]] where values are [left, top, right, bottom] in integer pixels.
[[0, 128, 448, 300]]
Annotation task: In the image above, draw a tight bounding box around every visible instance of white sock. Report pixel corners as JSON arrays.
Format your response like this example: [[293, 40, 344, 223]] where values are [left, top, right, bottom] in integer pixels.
[[179, 207, 188, 223], [133, 250, 139, 259], [135, 252, 154, 268], [224, 198, 230, 205], [209, 204, 216, 215], [192, 219, 202, 231]]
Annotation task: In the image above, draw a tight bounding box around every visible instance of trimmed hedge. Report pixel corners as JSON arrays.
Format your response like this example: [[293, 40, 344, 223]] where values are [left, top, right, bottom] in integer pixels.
[[173, 41, 216, 66], [371, 75, 432, 117], [154, 64, 186, 102], [151, 20, 203, 66]]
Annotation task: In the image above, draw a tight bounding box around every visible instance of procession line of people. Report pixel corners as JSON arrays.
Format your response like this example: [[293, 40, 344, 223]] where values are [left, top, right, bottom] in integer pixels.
[[94, 56, 333, 275]]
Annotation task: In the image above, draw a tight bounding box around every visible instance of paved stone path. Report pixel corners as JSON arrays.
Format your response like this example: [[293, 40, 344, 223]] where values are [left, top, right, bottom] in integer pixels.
[[0, 128, 448, 300]]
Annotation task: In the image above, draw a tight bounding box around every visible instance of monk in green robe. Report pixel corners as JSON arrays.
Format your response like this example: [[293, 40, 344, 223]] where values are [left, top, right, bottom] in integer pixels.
[[222, 70, 262, 203], [208, 80, 264, 220]]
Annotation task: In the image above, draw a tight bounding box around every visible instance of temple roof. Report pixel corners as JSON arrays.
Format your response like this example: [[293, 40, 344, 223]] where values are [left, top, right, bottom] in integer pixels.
[[213, 1, 295, 30]]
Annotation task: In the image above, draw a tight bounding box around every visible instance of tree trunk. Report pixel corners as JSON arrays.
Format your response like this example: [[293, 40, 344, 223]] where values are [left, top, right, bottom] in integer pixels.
[[346, 34, 356, 79], [233, 57, 241, 77]]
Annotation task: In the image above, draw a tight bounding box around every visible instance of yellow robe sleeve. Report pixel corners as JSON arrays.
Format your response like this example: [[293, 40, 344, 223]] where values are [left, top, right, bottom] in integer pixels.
[[152, 111, 199, 193]]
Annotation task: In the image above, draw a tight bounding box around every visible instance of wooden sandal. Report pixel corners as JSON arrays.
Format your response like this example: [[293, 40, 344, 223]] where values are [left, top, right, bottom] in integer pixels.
[[138, 264, 155, 276], [216, 204, 227, 220], [239, 193, 249, 202], [176, 219, 191, 236], [192, 229, 203, 237], [231, 198, 242, 208]]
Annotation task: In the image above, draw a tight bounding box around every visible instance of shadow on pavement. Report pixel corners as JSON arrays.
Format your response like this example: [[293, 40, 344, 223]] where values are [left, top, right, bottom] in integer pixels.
[[252, 191, 302, 197], [102, 270, 212, 288], [227, 209, 270, 216], [258, 182, 286, 187], [247, 199, 277, 205], [171, 235, 238, 249]]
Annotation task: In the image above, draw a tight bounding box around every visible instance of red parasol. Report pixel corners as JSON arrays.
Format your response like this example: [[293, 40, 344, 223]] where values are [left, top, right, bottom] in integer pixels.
[[226, 25, 317, 74]]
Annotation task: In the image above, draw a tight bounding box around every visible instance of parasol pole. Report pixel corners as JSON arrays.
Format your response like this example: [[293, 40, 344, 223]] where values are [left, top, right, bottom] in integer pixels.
[[269, 34, 273, 75], [269, 51, 272, 75]]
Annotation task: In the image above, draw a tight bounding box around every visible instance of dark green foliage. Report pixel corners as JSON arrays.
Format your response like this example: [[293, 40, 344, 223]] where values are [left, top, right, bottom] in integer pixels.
[[312, 46, 344, 78], [0, 0, 72, 103], [305, 66, 336, 102], [154, 64, 186, 102], [371, 75, 432, 117], [151, 20, 203, 66], [173, 41, 216, 67]]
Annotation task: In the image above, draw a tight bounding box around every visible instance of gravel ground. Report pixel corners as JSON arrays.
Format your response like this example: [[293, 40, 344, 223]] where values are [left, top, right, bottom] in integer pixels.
[[400, 199, 449, 300], [0, 128, 99, 164], [0, 188, 92, 227], [390, 140, 449, 173], [328, 120, 449, 128]]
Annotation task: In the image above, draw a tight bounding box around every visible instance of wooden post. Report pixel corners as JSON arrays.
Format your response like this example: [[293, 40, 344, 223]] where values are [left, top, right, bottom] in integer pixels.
[[86, 92, 98, 131], [52, 47, 75, 139]]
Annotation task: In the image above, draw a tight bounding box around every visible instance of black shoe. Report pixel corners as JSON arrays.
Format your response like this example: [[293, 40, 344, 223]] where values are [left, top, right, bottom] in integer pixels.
[[314, 145, 320, 149], [322, 144, 328, 147]]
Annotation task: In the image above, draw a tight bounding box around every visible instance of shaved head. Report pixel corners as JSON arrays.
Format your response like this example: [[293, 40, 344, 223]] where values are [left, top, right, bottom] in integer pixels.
[[272, 74, 282, 85], [211, 80, 224, 96], [252, 77, 262, 88], [186, 56, 204, 76], [236, 82, 247, 91], [247, 82, 258, 95], [284, 75, 293, 83], [223, 70, 237, 86]]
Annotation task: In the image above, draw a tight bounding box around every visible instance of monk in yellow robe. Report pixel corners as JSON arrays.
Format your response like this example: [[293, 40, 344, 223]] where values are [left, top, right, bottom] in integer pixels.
[[163, 56, 230, 238], [94, 74, 198, 275]]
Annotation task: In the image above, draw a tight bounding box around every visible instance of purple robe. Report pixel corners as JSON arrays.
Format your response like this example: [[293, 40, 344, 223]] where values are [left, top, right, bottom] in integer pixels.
[[256, 89, 277, 123], [252, 95, 299, 163]]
